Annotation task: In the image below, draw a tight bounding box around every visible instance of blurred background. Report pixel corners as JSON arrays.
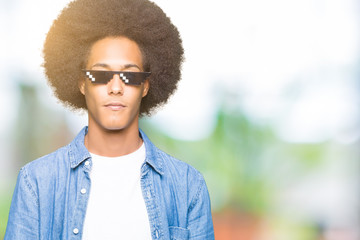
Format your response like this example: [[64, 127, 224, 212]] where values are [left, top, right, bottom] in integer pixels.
[[0, 0, 359, 239]]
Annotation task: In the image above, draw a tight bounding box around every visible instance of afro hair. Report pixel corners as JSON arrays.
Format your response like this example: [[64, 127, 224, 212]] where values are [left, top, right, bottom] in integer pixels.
[[43, 0, 184, 115]]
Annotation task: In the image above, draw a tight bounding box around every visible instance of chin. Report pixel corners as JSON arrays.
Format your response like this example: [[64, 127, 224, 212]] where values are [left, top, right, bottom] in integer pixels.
[[103, 124, 127, 131], [92, 115, 137, 132], [102, 121, 134, 132]]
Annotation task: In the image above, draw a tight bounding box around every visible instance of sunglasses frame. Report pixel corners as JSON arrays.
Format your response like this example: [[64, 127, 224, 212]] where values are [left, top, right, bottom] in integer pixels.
[[82, 69, 151, 85]]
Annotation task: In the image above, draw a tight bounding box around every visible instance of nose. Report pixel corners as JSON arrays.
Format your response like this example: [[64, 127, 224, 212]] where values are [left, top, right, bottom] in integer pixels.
[[108, 73, 124, 95]]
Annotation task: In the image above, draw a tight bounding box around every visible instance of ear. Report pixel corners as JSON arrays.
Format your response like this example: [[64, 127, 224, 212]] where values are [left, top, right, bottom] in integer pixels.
[[142, 79, 150, 97], [79, 78, 85, 95]]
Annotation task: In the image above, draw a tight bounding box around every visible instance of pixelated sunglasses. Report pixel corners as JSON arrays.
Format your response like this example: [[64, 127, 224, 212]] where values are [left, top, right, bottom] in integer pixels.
[[82, 70, 151, 85]]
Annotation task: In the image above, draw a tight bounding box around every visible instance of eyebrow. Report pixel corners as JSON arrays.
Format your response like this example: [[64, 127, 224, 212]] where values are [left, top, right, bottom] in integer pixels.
[[90, 63, 141, 71]]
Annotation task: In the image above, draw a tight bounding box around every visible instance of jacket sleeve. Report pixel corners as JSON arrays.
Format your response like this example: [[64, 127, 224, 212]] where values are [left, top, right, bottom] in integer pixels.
[[187, 175, 215, 240], [4, 167, 39, 240]]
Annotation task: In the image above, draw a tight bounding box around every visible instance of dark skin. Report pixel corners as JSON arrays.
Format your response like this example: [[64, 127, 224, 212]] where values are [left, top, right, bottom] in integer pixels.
[[79, 37, 149, 157]]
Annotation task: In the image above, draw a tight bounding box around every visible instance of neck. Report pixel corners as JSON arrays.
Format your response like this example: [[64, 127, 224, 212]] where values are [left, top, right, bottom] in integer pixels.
[[85, 122, 142, 157]]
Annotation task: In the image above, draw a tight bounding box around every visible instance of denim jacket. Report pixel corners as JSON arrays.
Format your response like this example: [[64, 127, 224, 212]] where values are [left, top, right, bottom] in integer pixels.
[[5, 127, 214, 240]]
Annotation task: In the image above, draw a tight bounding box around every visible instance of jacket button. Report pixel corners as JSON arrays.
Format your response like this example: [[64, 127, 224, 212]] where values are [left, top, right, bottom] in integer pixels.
[[155, 229, 159, 238], [85, 161, 90, 166], [81, 188, 87, 194], [73, 228, 79, 234]]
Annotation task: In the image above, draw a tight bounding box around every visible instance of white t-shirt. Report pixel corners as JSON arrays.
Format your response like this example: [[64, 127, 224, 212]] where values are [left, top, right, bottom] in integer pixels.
[[82, 143, 151, 239]]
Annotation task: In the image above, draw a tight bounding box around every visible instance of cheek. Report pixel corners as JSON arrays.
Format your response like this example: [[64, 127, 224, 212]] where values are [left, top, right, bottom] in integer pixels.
[[132, 90, 146, 106], [125, 86, 145, 101], [84, 85, 106, 106]]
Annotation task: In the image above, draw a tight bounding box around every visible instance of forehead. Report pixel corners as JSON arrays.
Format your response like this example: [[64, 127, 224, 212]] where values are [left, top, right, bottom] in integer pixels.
[[86, 37, 143, 70]]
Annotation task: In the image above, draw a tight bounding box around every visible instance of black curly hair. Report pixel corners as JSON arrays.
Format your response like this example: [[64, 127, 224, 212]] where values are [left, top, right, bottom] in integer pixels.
[[43, 0, 184, 115]]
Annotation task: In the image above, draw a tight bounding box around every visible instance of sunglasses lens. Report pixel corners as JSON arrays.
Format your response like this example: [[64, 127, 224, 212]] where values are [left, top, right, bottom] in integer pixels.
[[119, 72, 150, 85], [85, 71, 111, 84]]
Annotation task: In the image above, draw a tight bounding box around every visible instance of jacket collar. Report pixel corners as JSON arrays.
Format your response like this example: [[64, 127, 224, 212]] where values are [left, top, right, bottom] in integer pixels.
[[69, 127, 91, 169], [140, 128, 164, 175], [69, 126, 164, 175]]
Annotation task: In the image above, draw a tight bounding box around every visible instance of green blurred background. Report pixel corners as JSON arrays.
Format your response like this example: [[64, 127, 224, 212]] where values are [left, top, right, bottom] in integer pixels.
[[0, 0, 359, 239]]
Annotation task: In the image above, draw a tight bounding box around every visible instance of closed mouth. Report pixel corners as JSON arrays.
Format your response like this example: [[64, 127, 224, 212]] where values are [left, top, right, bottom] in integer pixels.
[[104, 102, 126, 110]]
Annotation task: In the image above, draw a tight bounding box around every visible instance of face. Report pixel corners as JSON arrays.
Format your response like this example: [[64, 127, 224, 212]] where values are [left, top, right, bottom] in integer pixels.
[[79, 37, 149, 132]]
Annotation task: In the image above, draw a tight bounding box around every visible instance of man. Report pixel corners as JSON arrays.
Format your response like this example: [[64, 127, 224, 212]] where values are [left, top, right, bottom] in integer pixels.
[[5, 0, 214, 239]]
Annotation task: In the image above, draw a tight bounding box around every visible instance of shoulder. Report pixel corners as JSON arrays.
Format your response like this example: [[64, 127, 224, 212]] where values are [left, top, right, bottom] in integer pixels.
[[11, 144, 71, 204], [157, 149, 204, 182], [141, 129, 206, 187], [22, 127, 88, 178], [155, 147, 209, 200], [21, 144, 70, 181], [140, 129, 204, 182], [155, 148, 211, 211]]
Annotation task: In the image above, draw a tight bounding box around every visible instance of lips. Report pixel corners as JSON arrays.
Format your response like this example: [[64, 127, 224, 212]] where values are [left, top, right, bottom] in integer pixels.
[[104, 102, 126, 111]]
